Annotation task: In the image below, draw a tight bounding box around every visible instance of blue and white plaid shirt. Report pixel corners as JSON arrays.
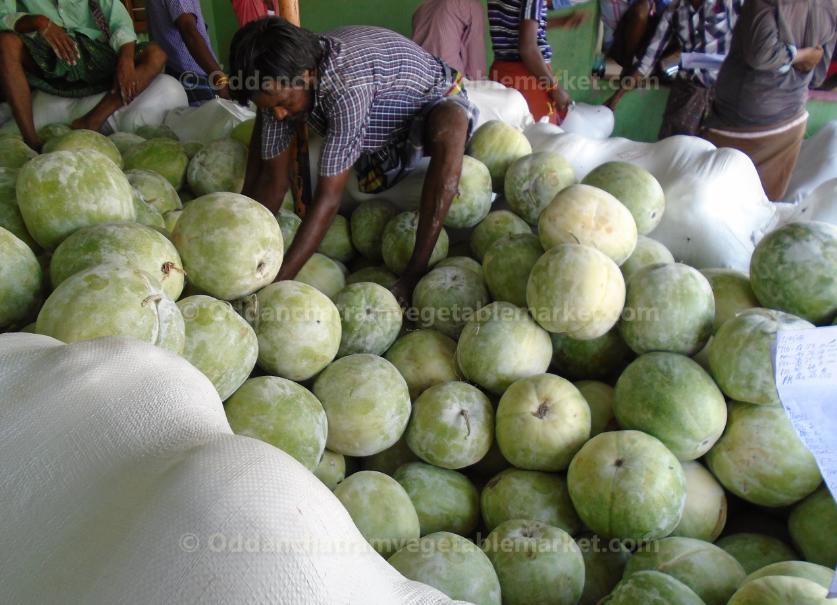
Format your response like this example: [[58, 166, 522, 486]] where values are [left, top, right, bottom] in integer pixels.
[[260, 26, 455, 176], [635, 0, 742, 86]]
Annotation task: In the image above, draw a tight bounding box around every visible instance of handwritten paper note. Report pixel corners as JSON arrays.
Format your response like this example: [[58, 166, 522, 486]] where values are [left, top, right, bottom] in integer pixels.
[[774, 326, 837, 492], [773, 326, 837, 598]]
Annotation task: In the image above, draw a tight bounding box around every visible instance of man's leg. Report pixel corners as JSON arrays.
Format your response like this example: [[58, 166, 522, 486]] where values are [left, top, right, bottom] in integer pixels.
[[609, 0, 651, 70], [0, 32, 41, 150], [392, 100, 469, 305], [72, 43, 166, 132]]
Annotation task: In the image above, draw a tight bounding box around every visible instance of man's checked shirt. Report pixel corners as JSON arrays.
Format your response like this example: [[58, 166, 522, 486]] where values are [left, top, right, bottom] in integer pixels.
[[260, 26, 454, 176], [635, 0, 742, 86]]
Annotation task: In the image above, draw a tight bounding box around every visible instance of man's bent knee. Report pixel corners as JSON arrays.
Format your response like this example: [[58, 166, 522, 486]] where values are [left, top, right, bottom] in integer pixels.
[[0, 32, 24, 59], [141, 42, 167, 69]]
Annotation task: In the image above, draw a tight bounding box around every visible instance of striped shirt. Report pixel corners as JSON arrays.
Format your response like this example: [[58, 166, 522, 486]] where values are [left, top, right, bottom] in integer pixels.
[[635, 0, 741, 86], [146, 0, 217, 76], [488, 0, 554, 62], [261, 26, 454, 176]]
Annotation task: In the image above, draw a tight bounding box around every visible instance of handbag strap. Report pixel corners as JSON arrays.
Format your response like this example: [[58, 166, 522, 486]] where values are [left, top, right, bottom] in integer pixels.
[[88, 0, 112, 42]]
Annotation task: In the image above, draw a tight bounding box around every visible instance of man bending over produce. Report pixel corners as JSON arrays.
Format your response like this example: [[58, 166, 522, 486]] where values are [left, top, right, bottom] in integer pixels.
[[229, 17, 478, 304], [0, 0, 167, 151]]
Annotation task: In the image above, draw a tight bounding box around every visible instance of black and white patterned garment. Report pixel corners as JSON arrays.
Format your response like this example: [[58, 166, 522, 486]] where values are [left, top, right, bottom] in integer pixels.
[[635, 0, 743, 86], [260, 25, 476, 184], [487, 0, 554, 62]]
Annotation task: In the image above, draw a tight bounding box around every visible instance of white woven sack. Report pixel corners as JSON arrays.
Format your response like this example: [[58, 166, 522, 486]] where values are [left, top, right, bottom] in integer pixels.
[[0, 333, 468, 605], [780, 177, 837, 226], [524, 123, 778, 271], [30, 74, 187, 133], [164, 98, 256, 144], [783, 120, 837, 205], [462, 78, 534, 131], [559, 103, 614, 140]]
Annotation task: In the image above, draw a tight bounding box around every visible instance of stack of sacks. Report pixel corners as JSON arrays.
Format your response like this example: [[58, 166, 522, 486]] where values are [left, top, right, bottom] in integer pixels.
[[559, 103, 615, 140], [0, 333, 469, 605], [783, 121, 837, 205], [525, 122, 780, 271], [461, 79, 533, 130], [164, 99, 257, 144]]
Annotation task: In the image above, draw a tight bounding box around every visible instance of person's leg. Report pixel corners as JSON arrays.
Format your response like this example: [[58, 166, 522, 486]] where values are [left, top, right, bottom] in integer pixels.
[[658, 79, 709, 139], [0, 33, 41, 150], [72, 43, 166, 132], [609, 0, 651, 70], [749, 121, 806, 201], [392, 100, 469, 304]]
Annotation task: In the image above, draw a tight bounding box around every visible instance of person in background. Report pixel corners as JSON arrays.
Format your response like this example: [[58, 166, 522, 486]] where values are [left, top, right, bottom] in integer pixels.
[[412, 0, 487, 80], [229, 18, 478, 304], [605, 0, 742, 138], [146, 0, 230, 104], [487, 0, 586, 123], [0, 0, 166, 151], [603, 0, 671, 70], [701, 0, 835, 200], [231, 0, 278, 28]]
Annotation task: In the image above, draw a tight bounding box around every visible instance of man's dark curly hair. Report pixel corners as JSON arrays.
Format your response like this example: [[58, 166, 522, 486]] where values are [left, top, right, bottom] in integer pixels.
[[229, 17, 323, 104]]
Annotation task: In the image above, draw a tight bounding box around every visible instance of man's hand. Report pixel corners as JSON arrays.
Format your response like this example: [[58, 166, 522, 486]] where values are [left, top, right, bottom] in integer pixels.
[[605, 72, 640, 110], [549, 84, 572, 114], [390, 275, 418, 310], [210, 73, 232, 100], [113, 54, 138, 105], [39, 20, 79, 65], [793, 46, 824, 73], [605, 87, 628, 110]]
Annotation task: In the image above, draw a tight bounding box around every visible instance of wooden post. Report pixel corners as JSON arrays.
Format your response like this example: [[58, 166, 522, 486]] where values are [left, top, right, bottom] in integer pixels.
[[277, 0, 300, 26]]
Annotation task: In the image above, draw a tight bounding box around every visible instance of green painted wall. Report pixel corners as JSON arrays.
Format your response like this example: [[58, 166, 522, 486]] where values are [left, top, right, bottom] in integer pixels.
[[203, 0, 834, 142]]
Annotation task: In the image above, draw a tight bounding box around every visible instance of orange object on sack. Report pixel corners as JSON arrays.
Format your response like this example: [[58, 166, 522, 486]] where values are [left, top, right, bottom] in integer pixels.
[[489, 60, 566, 124]]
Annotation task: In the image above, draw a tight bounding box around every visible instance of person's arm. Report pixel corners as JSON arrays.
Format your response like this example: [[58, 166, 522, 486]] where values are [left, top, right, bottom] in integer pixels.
[[605, 2, 677, 109], [242, 110, 292, 213], [463, 0, 488, 79], [113, 42, 139, 104], [274, 170, 351, 281], [274, 89, 370, 280], [97, 0, 139, 53], [0, 0, 32, 32], [518, 18, 571, 112], [173, 13, 230, 98], [809, 32, 835, 87], [742, 1, 826, 75], [11, 15, 80, 64]]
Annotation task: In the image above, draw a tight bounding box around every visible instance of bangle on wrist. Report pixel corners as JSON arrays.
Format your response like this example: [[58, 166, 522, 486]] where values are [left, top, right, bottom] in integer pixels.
[[213, 74, 230, 88]]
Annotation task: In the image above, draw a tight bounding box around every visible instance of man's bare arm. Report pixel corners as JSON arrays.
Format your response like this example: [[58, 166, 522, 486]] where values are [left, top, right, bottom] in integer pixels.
[[242, 113, 290, 213], [274, 169, 351, 281]]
